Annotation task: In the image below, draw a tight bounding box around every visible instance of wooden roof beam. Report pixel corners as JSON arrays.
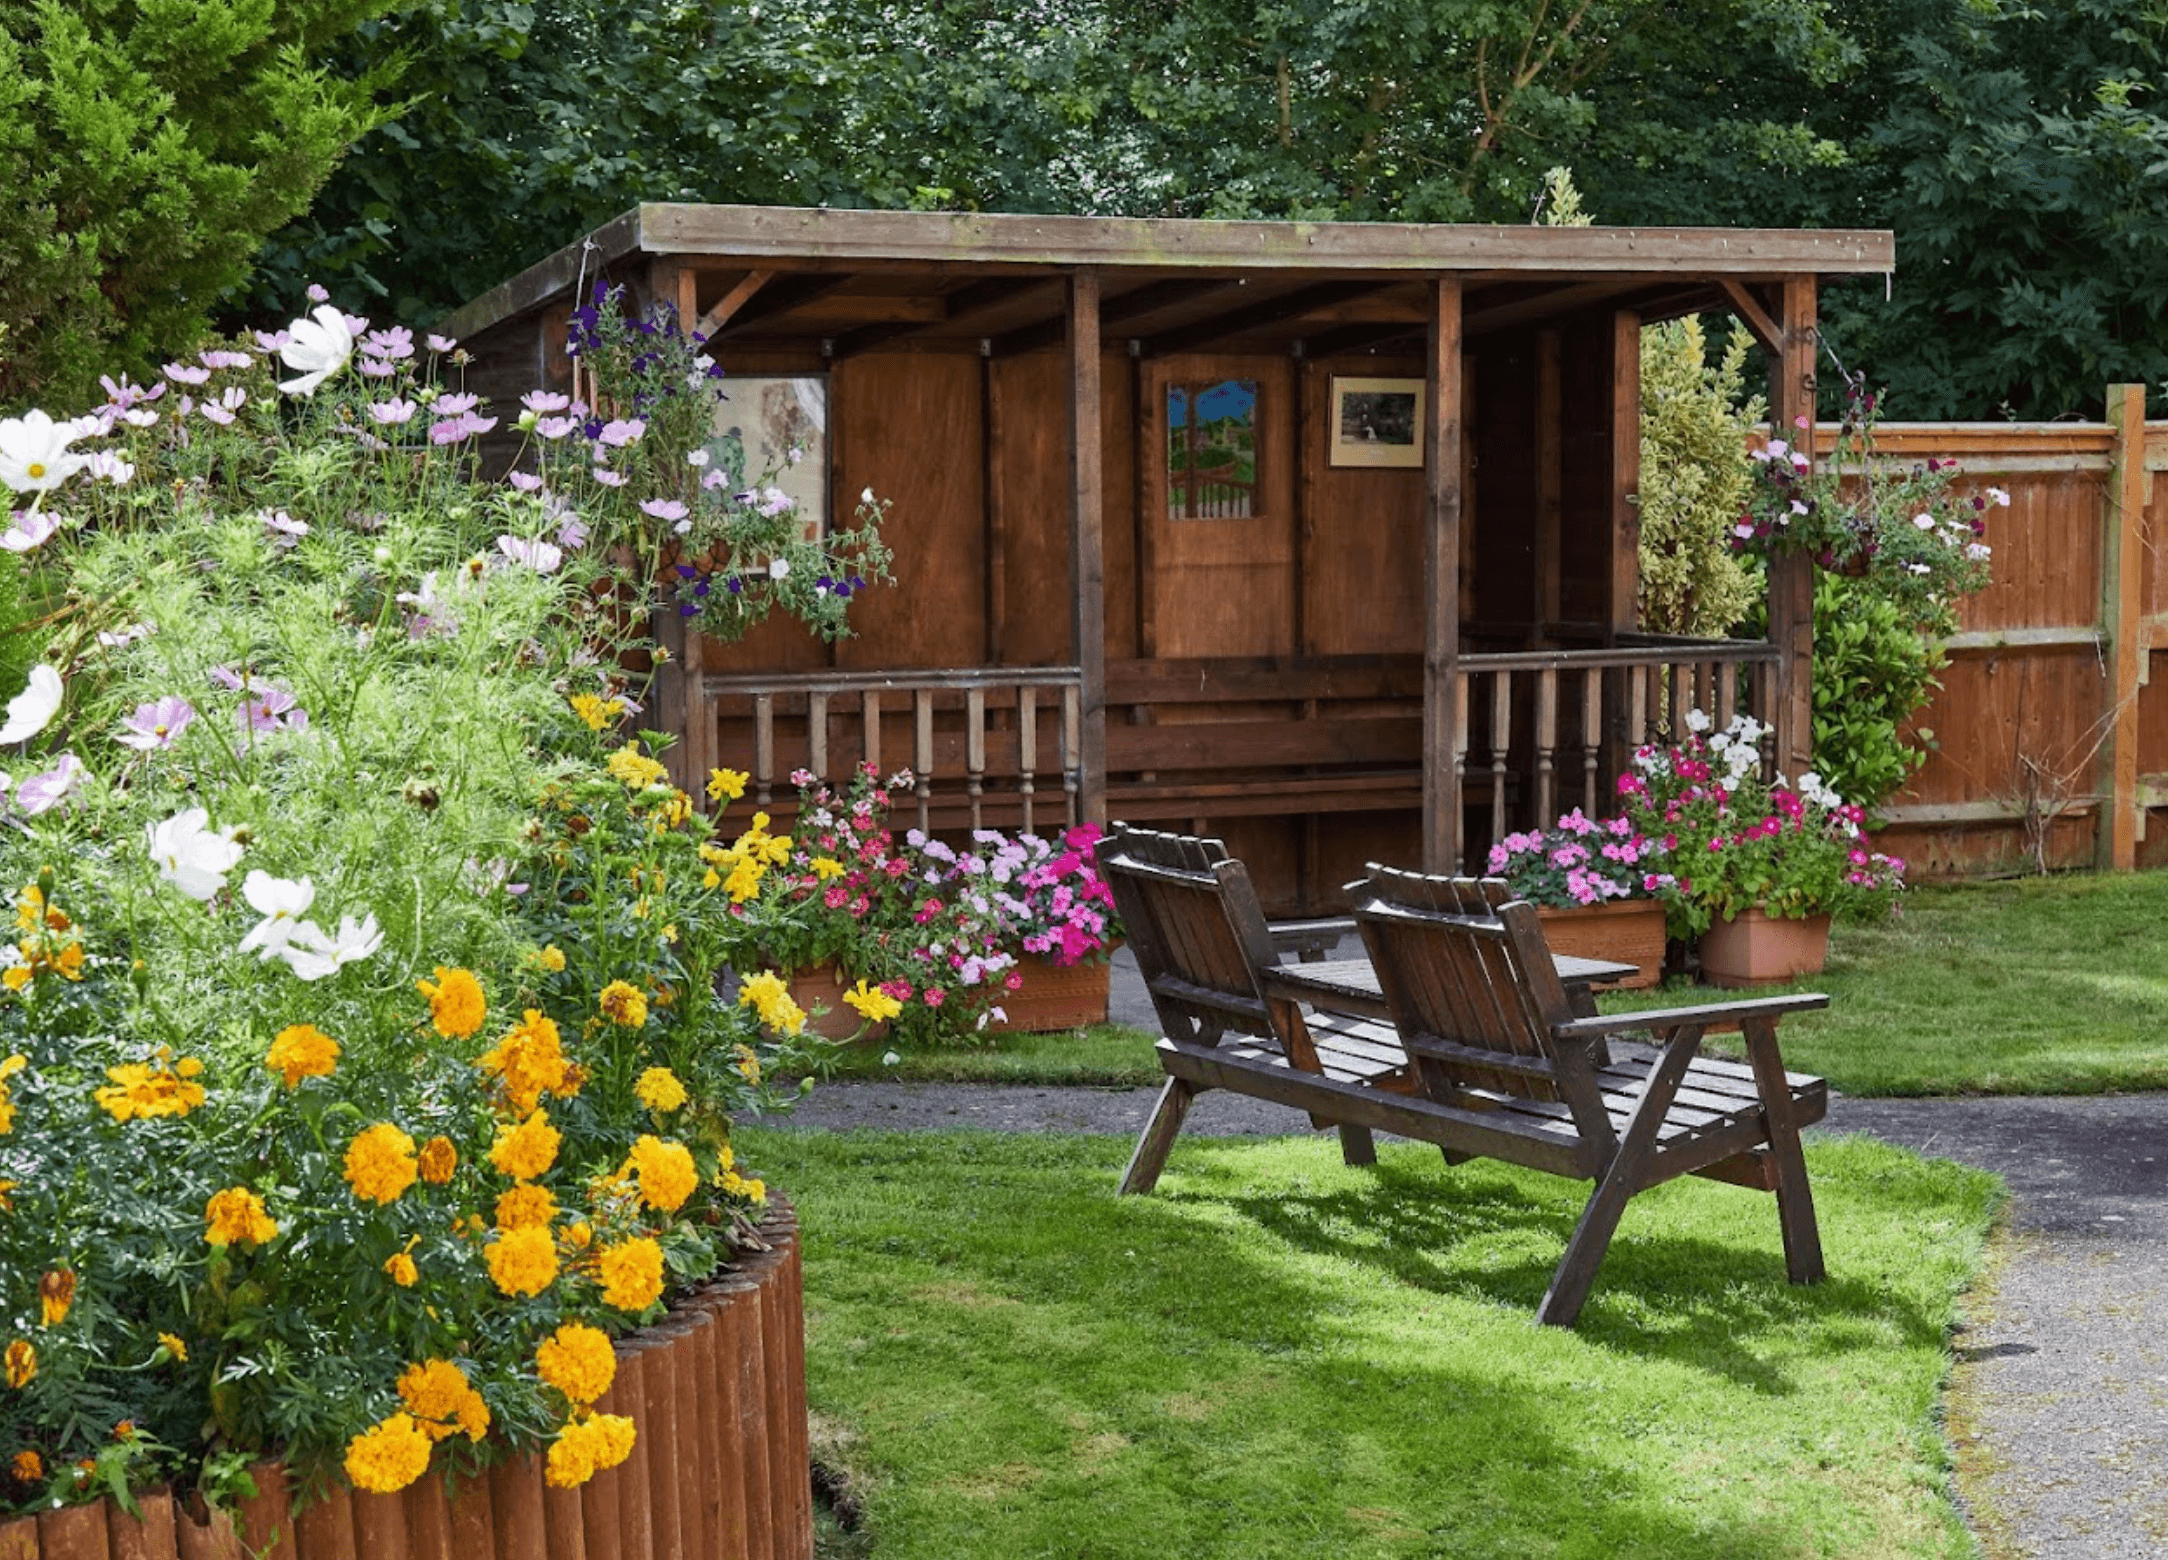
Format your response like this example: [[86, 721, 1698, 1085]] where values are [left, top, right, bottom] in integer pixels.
[[1141, 281, 1393, 357], [1299, 321, 1424, 359], [990, 277, 1248, 358], [692, 270, 774, 339], [709, 272, 858, 337], [1717, 280, 1783, 355], [828, 276, 1054, 359], [1463, 279, 1651, 338]]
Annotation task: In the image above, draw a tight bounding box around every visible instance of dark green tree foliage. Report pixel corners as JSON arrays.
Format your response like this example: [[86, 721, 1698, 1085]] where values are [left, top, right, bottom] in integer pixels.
[[0, 0, 396, 409], [1825, 0, 2168, 420]]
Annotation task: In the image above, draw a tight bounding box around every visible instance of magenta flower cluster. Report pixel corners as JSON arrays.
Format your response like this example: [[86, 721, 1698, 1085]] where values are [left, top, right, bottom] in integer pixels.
[[932, 823, 1123, 966], [1486, 809, 1671, 909]]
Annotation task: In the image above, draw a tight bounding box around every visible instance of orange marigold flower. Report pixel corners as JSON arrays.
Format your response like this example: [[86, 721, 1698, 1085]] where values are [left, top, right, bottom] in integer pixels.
[[264, 1023, 340, 1088], [3, 1340, 34, 1388], [417, 966, 486, 1039], [597, 980, 648, 1029], [534, 1322, 616, 1406], [488, 1109, 561, 1182], [384, 1252, 418, 1287], [477, 1009, 575, 1115], [204, 1187, 277, 1247], [634, 1067, 687, 1113], [36, 1269, 73, 1327], [343, 1413, 432, 1494], [94, 1054, 208, 1122], [417, 1135, 458, 1185], [494, 1183, 558, 1230], [595, 1236, 664, 1313], [156, 1332, 187, 1364], [10, 1449, 39, 1482], [543, 1409, 636, 1488], [396, 1359, 492, 1443], [626, 1135, 697, 1214], [485, 1224, 560, 1298], [343, 1123, 419, 1206]]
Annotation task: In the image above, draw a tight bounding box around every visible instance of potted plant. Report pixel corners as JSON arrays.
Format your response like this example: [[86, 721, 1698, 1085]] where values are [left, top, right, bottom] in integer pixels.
[[1484, 810, 1671, 989], [1616, 711, 1906, 986], [709, 764, 1017, 1042], [922, 823, 1126, 1031]]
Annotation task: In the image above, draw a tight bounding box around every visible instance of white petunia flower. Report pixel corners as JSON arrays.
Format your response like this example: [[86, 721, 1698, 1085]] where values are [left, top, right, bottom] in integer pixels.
[[0, 664, 62, 745], [277, 305, 356, 397], [147, 808, 244, 901], [1683, 708, 1712, 734], [279, 912, 385, 980], [237, 872, 316, 958]]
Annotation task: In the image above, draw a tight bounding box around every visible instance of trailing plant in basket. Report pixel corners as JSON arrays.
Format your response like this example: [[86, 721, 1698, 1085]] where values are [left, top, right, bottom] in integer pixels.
[[0, 294, 830, 1516], [1485, 809, 1673, 908], [1616, 711, 1906, 938]]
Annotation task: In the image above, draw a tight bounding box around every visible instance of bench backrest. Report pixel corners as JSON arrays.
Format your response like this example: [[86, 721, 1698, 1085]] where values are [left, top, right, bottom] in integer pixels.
[[1098, 823, 1286, 1053], [1348, 865, 1618, 1149]]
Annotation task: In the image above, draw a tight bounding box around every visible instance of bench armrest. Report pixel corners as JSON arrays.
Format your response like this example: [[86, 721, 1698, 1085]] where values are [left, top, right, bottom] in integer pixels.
[[1552, 991, 1828, 1042]]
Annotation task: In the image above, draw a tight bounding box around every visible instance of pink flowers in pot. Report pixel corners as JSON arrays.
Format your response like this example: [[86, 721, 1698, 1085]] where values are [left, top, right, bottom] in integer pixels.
[[1486, 809, 1672, 909], [925, 822, 1123, 967]]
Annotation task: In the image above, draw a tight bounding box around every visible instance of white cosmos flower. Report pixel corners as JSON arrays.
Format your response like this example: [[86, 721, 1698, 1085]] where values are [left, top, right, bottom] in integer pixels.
[[277, 305, 356, 397], [279, 912, 384, 981], [237, 871, 316, 958], [147, 807, 244, 901], [0, 409, 95, 494], [0, 664, 61, 745]]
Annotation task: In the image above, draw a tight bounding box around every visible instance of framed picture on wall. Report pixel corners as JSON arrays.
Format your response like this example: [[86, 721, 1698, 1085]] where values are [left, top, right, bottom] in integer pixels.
[[1329, 377, 1425, 468], [708, 375, 829, 540]]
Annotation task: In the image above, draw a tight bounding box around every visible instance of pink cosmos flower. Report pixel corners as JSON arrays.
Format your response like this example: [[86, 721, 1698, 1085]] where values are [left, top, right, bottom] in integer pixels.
[[370, 399, 417, 426], [640, 498, 689, 523], [521, 391, 570, 412], [16, 754, 84, 815], [118, 696, 197, 751], [596, 419, 645, 447], [507, 471, 544, 492], [164, 363, 210, 385], [427, 334, 457, 354], [435, 392, 480, 416]]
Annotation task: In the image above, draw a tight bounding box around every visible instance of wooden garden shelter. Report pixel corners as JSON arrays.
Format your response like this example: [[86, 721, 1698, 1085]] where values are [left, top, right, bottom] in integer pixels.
[[444, 204, 1894, 914]]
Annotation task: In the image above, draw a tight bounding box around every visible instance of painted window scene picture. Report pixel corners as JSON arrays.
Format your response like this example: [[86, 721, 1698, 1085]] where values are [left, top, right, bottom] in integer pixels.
[[709, 375, 829, 539], [1330, 376, 1425, 467], [1167, 378, 1259, 518]]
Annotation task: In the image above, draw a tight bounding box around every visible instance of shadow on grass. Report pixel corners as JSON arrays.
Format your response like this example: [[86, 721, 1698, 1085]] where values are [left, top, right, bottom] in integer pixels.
[[752, 1128, 1979, 1558]]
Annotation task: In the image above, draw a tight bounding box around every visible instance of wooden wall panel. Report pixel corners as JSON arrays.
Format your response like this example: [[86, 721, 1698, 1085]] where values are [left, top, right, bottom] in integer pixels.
[[1300, 356, 1425, 655], [1466, 342, 1539, 646], [834, 353, 987, 669], [1556, 318, 1619, 631]]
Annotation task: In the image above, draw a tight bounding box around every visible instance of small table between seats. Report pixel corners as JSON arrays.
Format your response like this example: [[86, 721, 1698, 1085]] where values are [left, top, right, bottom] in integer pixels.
[[1267, 952, 1638, 1024]]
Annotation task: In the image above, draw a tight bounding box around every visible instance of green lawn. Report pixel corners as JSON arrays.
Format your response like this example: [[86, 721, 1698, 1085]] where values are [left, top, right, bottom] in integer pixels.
[[747, 1128, 1998, 1560], [811, 870, 2168, 1097]]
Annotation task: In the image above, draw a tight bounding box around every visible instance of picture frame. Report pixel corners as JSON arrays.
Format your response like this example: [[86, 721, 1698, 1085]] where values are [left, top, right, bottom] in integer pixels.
[[1328, 376, 1425, 468], [708, 375, 829, 540]]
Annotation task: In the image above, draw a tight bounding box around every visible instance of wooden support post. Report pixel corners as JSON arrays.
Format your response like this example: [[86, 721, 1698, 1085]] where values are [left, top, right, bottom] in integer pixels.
[[1767, 279, 1818, 778], [1423, 277, 1466, 871], [1608, 311, 1642, 640], [2103, 382, 2149, 870], [1069, 270, 1108, 823]]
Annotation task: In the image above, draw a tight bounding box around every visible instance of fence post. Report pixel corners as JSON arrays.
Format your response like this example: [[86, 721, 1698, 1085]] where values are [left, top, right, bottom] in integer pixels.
[[2100, 383, 2149, 870]]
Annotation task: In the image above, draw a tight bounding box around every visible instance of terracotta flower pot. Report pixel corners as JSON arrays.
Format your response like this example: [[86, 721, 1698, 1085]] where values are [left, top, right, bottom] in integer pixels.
[[1534, 900, 1665, 990], [777, 965, 888, 1042], [985, 953, 1114, 1033], [1698, 908, 1831, 988]]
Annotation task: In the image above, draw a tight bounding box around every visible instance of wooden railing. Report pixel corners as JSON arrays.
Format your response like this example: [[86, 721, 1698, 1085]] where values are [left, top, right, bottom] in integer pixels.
[[698, 667, 1086, 835], [1454, 637, 1780, 852]]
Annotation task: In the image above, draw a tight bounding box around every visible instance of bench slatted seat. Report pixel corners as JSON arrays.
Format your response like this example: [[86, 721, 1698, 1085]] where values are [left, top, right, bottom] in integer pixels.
[[1110, 834, 1834, 1328], [1099, 824, 1418, 1190]]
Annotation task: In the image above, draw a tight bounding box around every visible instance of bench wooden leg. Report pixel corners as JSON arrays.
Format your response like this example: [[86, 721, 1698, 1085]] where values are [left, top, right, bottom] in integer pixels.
[[1337, 1123, 1377, 1167], [1538, 1028, 1701, 1328], [1120, 1077, 1198, 1195], [1742, 1017, 1825, 1285]]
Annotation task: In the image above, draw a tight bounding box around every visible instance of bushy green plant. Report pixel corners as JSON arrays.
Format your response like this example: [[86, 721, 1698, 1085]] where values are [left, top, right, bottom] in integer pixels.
[[1637, 317, 1762, 637], [0, 298, 841, 1511], [1810, 571, 1946, 813]]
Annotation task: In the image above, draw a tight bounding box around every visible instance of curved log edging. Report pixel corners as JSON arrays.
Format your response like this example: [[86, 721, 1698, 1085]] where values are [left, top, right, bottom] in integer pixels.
[[0, 1202, 810, 1560]]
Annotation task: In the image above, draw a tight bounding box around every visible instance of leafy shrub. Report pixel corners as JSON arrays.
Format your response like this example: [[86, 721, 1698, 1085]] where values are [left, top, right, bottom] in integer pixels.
[[1809, 571, 1947, 813], [1637, 317, 1762, 637]]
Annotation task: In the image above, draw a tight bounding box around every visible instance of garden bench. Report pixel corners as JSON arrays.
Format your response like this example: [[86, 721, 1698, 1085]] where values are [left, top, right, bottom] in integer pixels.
[[1109, 835, 1832, 1327]]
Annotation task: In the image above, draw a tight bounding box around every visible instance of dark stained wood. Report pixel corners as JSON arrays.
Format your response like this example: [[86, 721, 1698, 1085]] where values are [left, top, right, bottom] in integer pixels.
[[1141, 281, 1392, 357], [1535, 330, 1563, 636], [36, 1503, 110, 1560], [1423, 278, 1465, 871], [1298, 321, 1422, 359], [1768, 277, 1818, 777], [1609, 309, 1643, 636], [1070, 271, 1109, 823], [708, 273, 858, 338], [1465, 278, 1649, 338], [694, 270, 776, 338], [832, 276, 1052, 357], [1717, 280, 1782, 355], [109, 1490, 179, 1560]]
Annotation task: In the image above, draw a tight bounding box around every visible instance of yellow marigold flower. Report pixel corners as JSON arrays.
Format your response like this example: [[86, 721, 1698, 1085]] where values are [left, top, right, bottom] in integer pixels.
[[0, 1099, 15, 1136], [484, 1225, 560, 1298], [741, 1178, 767, 1204], [529, 945, 567, 974], [735, 972, 803, 1037], [535, 1322, 616, 1406], [397, 1359, 492, 1443], [605, 743, 668, 791], [417, 966, 487, 1039], [264, 1023, 340, 1088], [718, 1143, 735, 1172], [735, 1044, 765, 1084], [343, 1413, 432, 1494], [204, 1187, 277, 1247], [384, 1252, 418, 1287], [94, 1055, 207, 1122], [51, 943, 83, 982], [477, 1008, 576, 1115], [634, 1066, 687, 1113], [706, 767, 748, 803], [597, 980, 648, 1029], [3, 1340, 33, 1388], [626, 1135, 698, 1214], [11, 1449, 40, 1482], [562, 1221, 593, 1251], [649, 789, 694, 830], [488, 1109, 561, 1182], [843, 979, 903, 1023], [568, 693, 624, 731], [156, 1332, 187, 1364], [595, 1236, 664, 1313], [37, 1269, 73, 1327], [723, 856, 765, 904], [494, 1183, 559, 1230], [417, 1136, 458, 1186], [344, 1123, 420, 1206], [810, 855, 846, 881], [0, 968, 25, 994], [544, 1409, 637, 1488]]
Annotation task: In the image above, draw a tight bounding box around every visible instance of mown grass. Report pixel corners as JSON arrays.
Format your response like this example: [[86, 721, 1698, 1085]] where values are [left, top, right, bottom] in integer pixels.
[[811, 870, 2168, 1097], [746, 1128, 1998, 1560]]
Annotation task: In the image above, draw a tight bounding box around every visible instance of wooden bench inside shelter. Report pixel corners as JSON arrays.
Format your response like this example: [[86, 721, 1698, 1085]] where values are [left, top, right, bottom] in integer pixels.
[[1102, 826, 1832, 1327]]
